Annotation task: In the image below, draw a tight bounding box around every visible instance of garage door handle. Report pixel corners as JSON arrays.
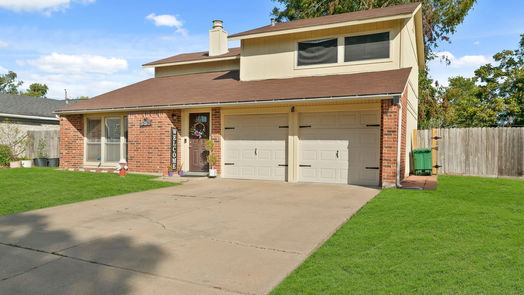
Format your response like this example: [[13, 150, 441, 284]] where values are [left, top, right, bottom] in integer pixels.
[[299, 164, 311, 167], [254, 148, 257, 156], [278, 164, 288, 167], [336, 150, 339, 158], [365, 167, 379, 170]]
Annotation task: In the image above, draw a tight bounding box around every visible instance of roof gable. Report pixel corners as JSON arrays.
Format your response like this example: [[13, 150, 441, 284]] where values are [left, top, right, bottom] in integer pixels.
[[229, 2, 421, 39]]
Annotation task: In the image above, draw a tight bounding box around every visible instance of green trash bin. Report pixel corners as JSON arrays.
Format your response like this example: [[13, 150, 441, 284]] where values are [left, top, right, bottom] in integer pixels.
[[413, 148, 432, 176]]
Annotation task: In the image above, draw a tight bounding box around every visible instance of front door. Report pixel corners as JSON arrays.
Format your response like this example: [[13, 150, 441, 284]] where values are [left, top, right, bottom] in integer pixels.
[[189, 113, 210, 172]]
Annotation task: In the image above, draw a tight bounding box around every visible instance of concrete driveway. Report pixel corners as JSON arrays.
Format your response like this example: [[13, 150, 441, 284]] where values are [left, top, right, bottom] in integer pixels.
[[0, 178, 379, 295]]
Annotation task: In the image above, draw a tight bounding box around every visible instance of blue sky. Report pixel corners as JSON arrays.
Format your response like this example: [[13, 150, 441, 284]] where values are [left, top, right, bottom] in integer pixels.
[[0, 0, 522, 99]]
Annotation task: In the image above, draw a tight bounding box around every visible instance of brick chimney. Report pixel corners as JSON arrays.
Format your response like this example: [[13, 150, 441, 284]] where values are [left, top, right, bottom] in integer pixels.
[[209, 20, 228, 56]]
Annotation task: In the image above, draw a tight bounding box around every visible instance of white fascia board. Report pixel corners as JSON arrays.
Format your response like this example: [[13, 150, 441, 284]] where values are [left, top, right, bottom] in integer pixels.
[[0, 113, 59, 121], [143, 55, 240, 68], [55, 93, 400, 115]]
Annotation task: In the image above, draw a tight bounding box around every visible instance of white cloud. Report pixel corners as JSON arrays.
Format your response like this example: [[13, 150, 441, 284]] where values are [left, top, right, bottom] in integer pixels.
[[473, 41, 480, 46], [25, 53, 128, 74], [146, 13, 187, 36], [428, 51, 493, 86], [0, 41, 8, 48], [0, 0, 95, 14], [435, 51, 491, 68]]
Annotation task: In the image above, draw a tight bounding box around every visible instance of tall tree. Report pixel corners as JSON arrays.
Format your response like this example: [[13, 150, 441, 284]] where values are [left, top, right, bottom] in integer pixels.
[[0, 71, 23, 95], [474, 34, 524, 126], [23, 83, 49, 98]]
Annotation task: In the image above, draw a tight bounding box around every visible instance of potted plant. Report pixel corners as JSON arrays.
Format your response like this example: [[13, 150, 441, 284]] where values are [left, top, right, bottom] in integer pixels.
[[34, 138, 48, 167], [20, 157, 33, 168], [177, 161, 184, 176], [167, 164, 174, 177], [204, 140, 217, 178]]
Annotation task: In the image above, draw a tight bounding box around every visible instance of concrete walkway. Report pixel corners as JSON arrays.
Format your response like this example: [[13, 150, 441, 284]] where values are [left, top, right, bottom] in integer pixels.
[[0, 178, 379, 295]]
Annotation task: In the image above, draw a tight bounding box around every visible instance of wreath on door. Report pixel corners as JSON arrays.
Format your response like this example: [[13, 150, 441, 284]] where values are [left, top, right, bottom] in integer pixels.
[[190, 122, 206, 138]]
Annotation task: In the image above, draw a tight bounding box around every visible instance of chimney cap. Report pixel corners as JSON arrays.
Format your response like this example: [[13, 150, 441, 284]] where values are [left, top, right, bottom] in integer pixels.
[[271, 18, 276, 26], [212, 20, 223, 29]]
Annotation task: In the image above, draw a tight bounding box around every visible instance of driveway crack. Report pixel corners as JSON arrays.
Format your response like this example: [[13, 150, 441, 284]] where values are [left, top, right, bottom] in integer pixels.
[[205, 238, 303, 255]]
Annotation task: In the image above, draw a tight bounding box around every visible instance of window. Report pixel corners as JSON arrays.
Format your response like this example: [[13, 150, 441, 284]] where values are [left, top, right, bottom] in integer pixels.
[[297, 38, 338, 66], [85, 116, 127, 163], [86, 118, 101, 161], [344, 32, 389, 62], [105, 117, 121, 162]]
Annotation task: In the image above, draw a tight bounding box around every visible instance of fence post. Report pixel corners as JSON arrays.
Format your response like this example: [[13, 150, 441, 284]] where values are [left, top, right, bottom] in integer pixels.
[[432, 128, 438, 175]]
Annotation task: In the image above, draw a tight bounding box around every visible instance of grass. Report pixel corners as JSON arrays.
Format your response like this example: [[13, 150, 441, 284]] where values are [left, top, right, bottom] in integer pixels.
[[271, 176, 524, 294], [0, 168, 179, 216]]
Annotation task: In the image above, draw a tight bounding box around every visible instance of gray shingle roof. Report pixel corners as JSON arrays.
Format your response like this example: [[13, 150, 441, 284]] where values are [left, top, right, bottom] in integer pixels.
[[0, 94, 73, 118]]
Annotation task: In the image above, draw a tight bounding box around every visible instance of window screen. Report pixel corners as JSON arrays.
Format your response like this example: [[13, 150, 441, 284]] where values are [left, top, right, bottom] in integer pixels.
[[86, 118, 101, 161], [344, 32, 389, 62], [297, 38, 338, 66]]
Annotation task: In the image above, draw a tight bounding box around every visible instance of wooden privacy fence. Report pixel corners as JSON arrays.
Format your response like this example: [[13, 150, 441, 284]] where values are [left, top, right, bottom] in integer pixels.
[[416, 128, 524, 178], [26, 130, 60, 159]]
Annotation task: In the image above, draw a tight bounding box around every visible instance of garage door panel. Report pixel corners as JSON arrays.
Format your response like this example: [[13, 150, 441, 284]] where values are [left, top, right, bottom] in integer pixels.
[[299, 111, 379, 186], [223, 114, 288, 181]]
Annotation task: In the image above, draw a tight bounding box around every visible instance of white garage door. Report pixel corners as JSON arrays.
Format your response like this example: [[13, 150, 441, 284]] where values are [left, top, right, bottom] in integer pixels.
[[298, 111, 380, 186], [222, 113, 288, 181]]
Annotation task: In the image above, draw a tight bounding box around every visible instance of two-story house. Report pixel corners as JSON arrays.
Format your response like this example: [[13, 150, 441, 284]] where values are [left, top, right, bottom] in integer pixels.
[[56, 2, 424, 187]]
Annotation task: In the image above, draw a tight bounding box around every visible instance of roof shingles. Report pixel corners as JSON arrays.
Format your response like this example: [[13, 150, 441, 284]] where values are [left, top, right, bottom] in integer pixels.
[[57, 68, 412, 113], [0, 94, 70, 118], [229, 3, 420, 38]]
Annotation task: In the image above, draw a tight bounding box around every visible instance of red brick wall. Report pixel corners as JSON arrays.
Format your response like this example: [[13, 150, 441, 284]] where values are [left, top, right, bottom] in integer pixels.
[[211, 108, 222, 174], [400, 90, 408, 179], [127, 110, 181, 175], [380, 89, 409, 187], [59, 115, 84, 169]]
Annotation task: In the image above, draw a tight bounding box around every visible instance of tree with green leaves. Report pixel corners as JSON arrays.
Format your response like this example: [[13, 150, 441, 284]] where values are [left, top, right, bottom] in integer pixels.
[[474, 34, 523, 126], [23, 83, 49, 98], [0, 71, 23, 95]]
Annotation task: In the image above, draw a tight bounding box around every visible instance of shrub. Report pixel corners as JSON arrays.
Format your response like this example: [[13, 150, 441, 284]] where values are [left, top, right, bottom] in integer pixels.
[[0, 145, 13, 166]]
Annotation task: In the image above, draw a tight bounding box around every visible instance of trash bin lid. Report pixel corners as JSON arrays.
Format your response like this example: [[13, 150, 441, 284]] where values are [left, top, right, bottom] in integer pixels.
[[413, 148, 432, 153]]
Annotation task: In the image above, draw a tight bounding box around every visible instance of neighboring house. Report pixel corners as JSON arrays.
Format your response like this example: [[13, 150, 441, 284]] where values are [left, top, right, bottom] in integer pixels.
[[0, 93, 73, 132], [56, 3, 424, 187]]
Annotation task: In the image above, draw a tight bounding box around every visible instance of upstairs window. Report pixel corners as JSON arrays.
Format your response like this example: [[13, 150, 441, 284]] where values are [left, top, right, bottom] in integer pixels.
[[345, 32, 390, 62], [297, 38, 338, 66]]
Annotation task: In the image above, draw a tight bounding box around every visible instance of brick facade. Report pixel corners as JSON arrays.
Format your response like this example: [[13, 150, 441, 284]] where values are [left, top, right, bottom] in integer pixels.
[[60, 102, 408, 185], [380, 89, 408, 187], [59, 115, 84, 169], [127, 110, 181, 175], [211, 108, 222, 174]]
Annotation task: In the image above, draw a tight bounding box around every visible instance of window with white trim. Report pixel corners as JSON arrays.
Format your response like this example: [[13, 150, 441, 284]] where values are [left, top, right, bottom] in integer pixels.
[[85, 116, 127, 164]]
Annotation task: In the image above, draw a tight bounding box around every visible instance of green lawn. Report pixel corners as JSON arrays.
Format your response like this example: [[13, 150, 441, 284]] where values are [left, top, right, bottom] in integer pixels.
[[272, 176, 524, 294], [0, 168, 179, 216]]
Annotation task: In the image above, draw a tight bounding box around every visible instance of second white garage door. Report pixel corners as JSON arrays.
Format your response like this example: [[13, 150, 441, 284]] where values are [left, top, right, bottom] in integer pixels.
[[298, 111, 380, 186], [222, 113, 288, 181]]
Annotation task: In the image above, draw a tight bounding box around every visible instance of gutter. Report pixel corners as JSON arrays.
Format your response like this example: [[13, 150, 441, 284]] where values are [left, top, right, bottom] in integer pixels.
[[0, 112, 59, 121], [54, 93, 402, 115]]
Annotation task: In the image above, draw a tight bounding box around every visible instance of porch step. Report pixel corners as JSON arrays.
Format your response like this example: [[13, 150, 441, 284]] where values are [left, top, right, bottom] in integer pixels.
[[181, 172, 209, 177]]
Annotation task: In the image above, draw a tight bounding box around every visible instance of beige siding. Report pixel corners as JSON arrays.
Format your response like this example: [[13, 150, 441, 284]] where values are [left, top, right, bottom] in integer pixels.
[[240, 20, 402, 81], [155, 59, 240, 78]]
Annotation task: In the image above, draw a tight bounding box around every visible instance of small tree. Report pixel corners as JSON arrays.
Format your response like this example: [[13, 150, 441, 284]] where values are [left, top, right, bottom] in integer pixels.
[[37, 138, 48, 158], [0, 121, 29, 159], [204, 139, 217, 169], [0, 145, 13, 166]]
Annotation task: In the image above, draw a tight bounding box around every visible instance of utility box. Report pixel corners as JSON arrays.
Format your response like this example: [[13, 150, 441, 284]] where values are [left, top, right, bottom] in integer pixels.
[[413, 148, 432, 176]]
